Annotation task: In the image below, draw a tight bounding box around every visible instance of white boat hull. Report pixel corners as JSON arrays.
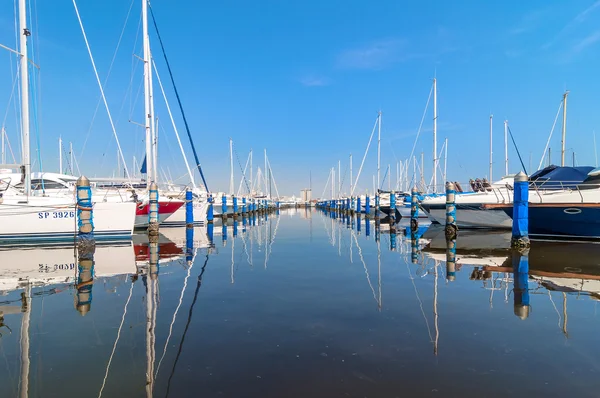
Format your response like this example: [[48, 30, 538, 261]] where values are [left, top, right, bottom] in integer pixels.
[[425, 207, 513, 229], [161, 200, 209, 227]]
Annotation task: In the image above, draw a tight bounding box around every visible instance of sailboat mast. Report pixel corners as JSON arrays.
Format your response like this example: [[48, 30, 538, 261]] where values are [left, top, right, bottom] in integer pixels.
[[489, 114, 493, 181], [59, 136, 62, 173], [264, 149, 267, 197], [331, 168, 334, 199], [249, 149, 253, 195], [338, 160, 341, 197], [20, 283, 31, 398], [377, 111, 381, 191], [229, 138, 234, 194], [349, 154, 353, 195], [420, 151, 425, 191], [19, 0, 31, 196], [444, 138, 448, 184], [504, 120, 509, 175], [432, 78, 437, 193], [561, 91, 569, 167], [142, 0, 154, 185]]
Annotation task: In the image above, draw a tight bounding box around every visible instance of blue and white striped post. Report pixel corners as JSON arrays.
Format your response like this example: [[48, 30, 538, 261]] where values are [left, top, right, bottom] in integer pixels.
[[512, 248, 530, 320], [390, 191, 396, 223], [446, 238, 456, 281], [185, 188, 194, 228], [221, 194, 227, 218], [511, 171, 530, 248], [148, 182, 159, 236], [445, 182, 458, 240], [76, 176, 95, 247], [207, 195, 214, 224], [410, 187, 419, 232]]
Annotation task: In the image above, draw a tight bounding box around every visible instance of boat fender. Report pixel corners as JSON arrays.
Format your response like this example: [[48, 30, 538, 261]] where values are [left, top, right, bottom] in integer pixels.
[[469, 179, 476, 192], [454, 181, 463, 192]]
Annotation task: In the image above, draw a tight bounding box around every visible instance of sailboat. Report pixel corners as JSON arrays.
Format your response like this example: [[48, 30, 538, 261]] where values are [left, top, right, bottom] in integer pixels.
[[0, 0, 136, 243]]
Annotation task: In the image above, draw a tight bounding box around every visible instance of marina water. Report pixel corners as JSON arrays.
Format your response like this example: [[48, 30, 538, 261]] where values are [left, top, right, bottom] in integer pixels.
[[1, 209, 599, 397]]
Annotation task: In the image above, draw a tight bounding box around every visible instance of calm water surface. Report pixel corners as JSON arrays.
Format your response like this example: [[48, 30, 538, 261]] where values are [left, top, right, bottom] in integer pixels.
[[1, 209, 600, 397]]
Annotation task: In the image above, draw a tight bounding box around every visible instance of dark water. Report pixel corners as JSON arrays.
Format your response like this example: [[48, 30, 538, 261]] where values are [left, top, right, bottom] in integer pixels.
[[1, 209, 600, 397]]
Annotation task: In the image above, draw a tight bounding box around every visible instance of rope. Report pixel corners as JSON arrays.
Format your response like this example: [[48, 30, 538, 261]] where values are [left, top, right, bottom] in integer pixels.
[[148, 4, 209, 193], [233, 144, 251, 194], [507, 125, 528, 174], [71, 0, 131, 180], [408, 83, 434, 164]]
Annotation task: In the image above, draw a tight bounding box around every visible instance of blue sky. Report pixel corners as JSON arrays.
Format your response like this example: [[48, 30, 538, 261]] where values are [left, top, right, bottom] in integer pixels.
[[1, 0, 600, 196]]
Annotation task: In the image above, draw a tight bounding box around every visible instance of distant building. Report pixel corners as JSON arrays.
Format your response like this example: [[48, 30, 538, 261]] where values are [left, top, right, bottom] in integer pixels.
[[301, 188, 312, 202]]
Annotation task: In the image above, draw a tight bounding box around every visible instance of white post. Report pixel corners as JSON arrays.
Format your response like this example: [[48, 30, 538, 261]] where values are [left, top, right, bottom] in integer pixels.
[[142, 0, 153, 185], [433, 78, 438, 193], [58, 136, 62, 174], [19, 0, 31, 197], [489, 114, 493, 181], [377, 111, 381, 191], [504, 120, 509, 176], [561, 91, 569, 167], [229, 138, 234, 194]]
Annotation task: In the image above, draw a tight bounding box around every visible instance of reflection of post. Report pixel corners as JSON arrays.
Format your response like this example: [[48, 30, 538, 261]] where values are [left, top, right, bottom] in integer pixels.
[[377, 238, 382, 311], [186, 226, 194, 265], [20, 283, 31, 398], [356, 213, 361, 234], [365, 217, 370, 237], [411, 230, 420, 264], [75, 244, 96, 315], [222, 221, 227, 246], [233, 219, 238, 238], [445, 238, 456, 281], [390, 229, 396, 251], [146, 237, 159, 398], [512, 249, 530, 320], [562, 292, 568, 337], [433, 262, 439, 355], [231, 230, 235, 284]]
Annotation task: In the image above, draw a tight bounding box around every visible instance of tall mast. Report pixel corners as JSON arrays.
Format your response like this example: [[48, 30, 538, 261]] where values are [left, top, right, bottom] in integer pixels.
[[489, 114, 493, 181], [561, 91, 569, 167], [142, 0, 154, 186], [349, 154, 352, 195], [338, 160, 341, 197], [377, 111, 381, 191], [420, 151, 425, 191], [19, 0, 31, 196], [153, 116, 158, 182], [59, 136, 62, 174], [20, 283, 31, 398], [444, 138, 448, 184], [432, 78, 438, 193], [504, 120, 509, 175], [331, 168, 334, 198], [229, 138, 234, 194], [264, 149, 267, 197], [396, 161, 399, 190]]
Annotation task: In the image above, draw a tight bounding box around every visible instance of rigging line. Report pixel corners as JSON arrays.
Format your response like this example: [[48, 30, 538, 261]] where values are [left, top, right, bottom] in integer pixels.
[[507, 126, 528, 175], [233, 144, 251, 194], [165, 254, 209, 398], [148, 4, 209, 193], [98, 281, 135, 398], [351, 231, 379, 306], [71, 0, 131, 180], [406, 258, 433, 342], [408, 84, 433, 164], [1, 69, 20, 128], [80, 0, 136, 160], [155, 256, 194, 378], [129, 12, 143, 120], [537, 100, 563, 170]]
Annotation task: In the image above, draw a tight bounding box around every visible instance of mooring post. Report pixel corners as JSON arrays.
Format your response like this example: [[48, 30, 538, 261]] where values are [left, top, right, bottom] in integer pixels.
[[186, 226, 194, 265], [446, 237, 456, 281], [512, 248, 530, 320], [445, 182, 458, 240], [374, 194, 380, 218], [390, 191, 396, 223], [207, 220, 214, 244], [410, 187, 419, 231], [207, 195, 214, 224], [221, 194, 227, 218], [350, 197, 355, 214], [356, 196, 361, 214], [75, 244, 95, 316], [233, 195, 238, 218], [365, 195, 370, 216], [148, 182, 159, 236], [242, 197, 247, 215], [76, 176, 95, 248], [511, 171, 530, 249], [185, 188, 194, 228]]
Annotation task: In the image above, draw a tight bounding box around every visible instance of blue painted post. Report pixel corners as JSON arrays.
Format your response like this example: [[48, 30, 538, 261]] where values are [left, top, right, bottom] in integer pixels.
[[242, 197, 247, 214], [233, 219, 238, 237], [222, 222, 227, 245], [346, 198, 351, 214], [148, 182, 159, 236], [356, 197, 361, 213], [186, 226, 194, 265], [390, 191, 396, 222], [446, 238, 456, 281], [512, 249, 530, 320], [512, 171, 530, 248], [357, 214, 362, 233], [410, 187, 419, 231], [185, 188, 193, 227], [207, 195, 214, 224], [365, 195, 370, 216], [207, 221, 214, 244], [375, 194, 380, 217], [365, 217, 370, 237], [221, 194, 227, 218], [233, 195, 238, 217], [75, 245, 94, 315], [350, 197, 355, 214], [445, 182, 457, 239], [76, 176, 95, 247]]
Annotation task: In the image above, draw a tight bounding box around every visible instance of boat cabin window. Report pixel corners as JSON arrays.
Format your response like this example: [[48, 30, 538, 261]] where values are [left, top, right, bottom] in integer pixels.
[[14, 179, 70, 190]]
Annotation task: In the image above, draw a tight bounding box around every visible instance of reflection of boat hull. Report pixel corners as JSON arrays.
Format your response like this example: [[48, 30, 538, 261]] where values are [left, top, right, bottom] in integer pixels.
[[421, 203, 512, 229], [423, 224, 512, 250]]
